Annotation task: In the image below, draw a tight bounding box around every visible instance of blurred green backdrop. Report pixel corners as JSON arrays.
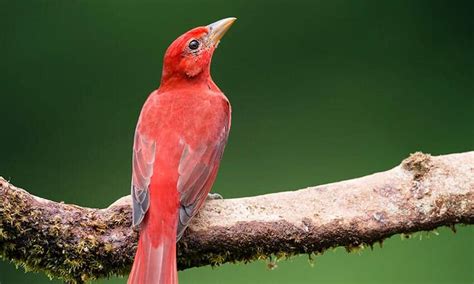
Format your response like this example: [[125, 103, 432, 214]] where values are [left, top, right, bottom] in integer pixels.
[[1, 0, 473, 283]]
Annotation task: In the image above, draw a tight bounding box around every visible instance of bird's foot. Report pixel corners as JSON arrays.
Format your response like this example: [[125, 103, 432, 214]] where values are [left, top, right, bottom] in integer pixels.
[[207, 192, 223, 200]]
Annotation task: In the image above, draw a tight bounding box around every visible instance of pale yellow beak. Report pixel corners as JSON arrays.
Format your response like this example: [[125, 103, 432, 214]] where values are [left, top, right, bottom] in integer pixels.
[[207, 17, 236, 47]]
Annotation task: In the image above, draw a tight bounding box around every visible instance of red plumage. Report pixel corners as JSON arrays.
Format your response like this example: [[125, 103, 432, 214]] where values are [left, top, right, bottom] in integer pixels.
[[128, 18, 236, 284]]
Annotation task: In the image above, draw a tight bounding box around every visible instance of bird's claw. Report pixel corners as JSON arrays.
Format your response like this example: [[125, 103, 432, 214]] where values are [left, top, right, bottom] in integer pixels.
[[207, 192, 223, 200]]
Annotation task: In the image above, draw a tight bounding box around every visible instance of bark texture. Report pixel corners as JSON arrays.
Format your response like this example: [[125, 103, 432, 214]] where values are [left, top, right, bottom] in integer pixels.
[[0, 152, 473, 283]]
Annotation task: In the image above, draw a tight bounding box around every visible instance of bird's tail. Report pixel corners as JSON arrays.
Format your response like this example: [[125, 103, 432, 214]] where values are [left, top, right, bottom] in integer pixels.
[[128, 221, 177, 284]]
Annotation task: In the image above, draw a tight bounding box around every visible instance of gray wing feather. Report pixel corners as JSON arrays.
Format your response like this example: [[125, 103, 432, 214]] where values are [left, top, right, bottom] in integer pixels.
[[131, 132, 156, 228], [176, 134, 228, 240]]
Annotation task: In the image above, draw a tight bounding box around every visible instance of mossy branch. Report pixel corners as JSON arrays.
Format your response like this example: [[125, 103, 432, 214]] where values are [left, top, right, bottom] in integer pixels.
[[1, 151, 473, 283]]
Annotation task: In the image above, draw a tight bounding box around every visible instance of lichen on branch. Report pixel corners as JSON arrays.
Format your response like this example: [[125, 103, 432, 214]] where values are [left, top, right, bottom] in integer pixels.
[[1, 151, 473, 283]]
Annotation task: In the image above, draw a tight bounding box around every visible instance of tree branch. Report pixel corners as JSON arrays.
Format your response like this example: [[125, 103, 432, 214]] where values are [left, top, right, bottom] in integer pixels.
[[1, 152, 473, 283]]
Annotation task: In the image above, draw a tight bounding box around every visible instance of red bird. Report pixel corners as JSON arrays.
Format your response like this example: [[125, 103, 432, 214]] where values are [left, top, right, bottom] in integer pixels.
[[128, 18, 236, 284]]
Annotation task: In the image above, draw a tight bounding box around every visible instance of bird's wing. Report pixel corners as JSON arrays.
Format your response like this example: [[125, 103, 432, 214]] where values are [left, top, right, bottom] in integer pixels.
[[177, 122, 229, 240], [131, 130, 156, 228]]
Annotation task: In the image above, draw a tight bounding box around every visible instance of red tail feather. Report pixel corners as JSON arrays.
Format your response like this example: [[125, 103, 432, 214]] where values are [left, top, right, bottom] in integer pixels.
[[128, 223, 177, 284]]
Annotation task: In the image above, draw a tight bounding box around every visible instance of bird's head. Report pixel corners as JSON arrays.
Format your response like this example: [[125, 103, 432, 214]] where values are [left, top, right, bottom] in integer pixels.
[[160, 17, 236, 86]]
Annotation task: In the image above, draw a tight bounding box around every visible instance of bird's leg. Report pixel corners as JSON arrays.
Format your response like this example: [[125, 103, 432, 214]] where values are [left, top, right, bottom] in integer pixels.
[[207, 192, 223, 200]]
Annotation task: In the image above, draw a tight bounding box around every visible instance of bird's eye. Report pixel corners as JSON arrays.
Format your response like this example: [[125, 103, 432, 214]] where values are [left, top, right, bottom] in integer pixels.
[[188, 40, 200, 50]]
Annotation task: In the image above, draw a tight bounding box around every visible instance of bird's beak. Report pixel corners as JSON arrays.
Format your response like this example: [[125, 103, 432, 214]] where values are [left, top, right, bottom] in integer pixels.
[[207, 17, 236, 47]]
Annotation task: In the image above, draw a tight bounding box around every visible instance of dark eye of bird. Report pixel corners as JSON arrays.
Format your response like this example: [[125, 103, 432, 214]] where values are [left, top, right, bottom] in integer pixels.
[[188, 40, 200, 50]]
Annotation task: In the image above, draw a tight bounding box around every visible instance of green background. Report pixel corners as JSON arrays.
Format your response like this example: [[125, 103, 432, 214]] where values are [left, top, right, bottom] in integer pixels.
[[1, 0, 473, 283]]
